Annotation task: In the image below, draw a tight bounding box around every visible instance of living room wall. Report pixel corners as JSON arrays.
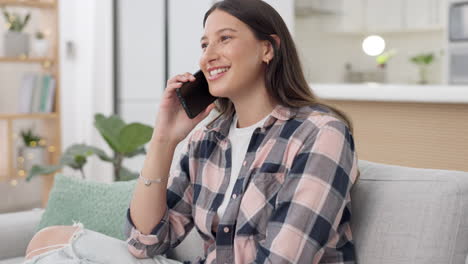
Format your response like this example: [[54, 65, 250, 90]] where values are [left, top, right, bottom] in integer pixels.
[[59, 0, 114, 182]]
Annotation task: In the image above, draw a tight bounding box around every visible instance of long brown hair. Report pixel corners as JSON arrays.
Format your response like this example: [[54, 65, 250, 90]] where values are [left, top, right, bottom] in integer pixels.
[[203, 0, 353, 132]]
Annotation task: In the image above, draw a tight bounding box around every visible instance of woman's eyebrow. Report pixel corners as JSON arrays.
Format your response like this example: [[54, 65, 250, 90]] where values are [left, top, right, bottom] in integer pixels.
[[200, 28, 237, 42]]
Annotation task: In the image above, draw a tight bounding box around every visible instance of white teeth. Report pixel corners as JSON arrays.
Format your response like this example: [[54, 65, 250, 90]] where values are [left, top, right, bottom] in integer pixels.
[[209, 67, 229, 76]]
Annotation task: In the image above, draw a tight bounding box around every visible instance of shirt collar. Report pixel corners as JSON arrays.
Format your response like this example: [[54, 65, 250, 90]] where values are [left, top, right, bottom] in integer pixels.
[[204, 104, 298, 139]]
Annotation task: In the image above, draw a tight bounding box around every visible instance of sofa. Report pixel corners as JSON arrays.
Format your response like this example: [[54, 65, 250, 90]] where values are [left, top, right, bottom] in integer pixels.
[[1, 160, 468, 264]]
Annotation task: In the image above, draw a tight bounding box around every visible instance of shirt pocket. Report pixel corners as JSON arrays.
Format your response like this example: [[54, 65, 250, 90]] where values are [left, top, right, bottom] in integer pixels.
[[250, 172, 284, 205], [237, 172, 284, 241]]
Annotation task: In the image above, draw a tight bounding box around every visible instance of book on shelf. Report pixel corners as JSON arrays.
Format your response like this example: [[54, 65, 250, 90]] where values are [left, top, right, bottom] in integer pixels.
[[18, 73, 56, 114], [31, 74, 43, 112], [18, 74, 36, 113]]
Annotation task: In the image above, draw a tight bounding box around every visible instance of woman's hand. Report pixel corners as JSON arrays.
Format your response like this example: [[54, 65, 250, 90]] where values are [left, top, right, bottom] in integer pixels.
[[152, 72, 216, 145]]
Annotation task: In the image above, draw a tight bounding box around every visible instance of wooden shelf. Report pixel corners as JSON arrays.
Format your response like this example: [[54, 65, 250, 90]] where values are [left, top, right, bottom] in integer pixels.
[[0, 57, 55, 64], [0, 113, 58, 120], [0, 0, 60, 209], [0, 176, 28, 184], [0, 0, 56, 8]]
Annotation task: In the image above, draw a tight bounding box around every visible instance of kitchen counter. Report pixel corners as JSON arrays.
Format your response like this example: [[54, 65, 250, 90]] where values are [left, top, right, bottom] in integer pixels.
[[311, 83, 468, 171], [311, 83, 468, 104]]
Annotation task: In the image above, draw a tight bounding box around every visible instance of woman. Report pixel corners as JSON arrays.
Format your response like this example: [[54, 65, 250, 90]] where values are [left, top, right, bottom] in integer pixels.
[[25, 0, 359, 263]]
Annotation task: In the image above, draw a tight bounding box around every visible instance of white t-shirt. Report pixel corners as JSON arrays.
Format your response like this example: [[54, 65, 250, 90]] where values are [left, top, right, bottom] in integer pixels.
[[216, 113, 270, 219]]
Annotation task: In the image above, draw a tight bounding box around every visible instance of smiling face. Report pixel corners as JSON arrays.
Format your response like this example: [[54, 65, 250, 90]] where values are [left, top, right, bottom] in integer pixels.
[[199, 9, 268, 100]]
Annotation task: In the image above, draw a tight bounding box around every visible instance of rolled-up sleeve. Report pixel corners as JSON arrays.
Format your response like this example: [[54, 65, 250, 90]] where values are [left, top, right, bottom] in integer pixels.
[[254, 120, 358, 263], [124, 139, 195, 258]]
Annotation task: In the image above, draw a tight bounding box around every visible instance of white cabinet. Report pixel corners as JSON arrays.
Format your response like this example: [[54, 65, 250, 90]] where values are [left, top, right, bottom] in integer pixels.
[[365, 0, 404, 32], [325, 0, 446, 33], [404, 0, 445, 30], [295, 0, 343, 16], [338, 0, 365, 32]]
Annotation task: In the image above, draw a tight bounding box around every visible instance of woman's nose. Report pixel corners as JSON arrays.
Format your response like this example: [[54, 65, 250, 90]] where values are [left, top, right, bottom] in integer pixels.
[[202, 44, 220, 64]]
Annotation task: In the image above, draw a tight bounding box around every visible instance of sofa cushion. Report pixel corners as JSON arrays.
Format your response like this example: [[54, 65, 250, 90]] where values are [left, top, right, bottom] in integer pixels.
[[166, 228, 205, 262], [353, 160, 468, 264], [36, 174, 136, 240], [0, 257, 24, 264], [0, 209, 44, 260]]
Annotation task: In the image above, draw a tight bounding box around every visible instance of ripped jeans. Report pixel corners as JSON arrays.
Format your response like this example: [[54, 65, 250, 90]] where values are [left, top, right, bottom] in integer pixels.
[[24, 223, 183, 264]]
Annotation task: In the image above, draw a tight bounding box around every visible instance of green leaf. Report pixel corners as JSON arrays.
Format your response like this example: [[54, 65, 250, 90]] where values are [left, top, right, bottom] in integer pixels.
[[376, 49, 397, 65], [410, 53, 435, 66], [68, 144, 114, 162], [125, 147, 146, 158], [59, 153, 77, 167], [423, 54, 434, 64], [26, 164, 62, 181], [2, 9, 9, 22], [21, 13, 30, 32], [59, 144, 98, 169], [118, 123, 153, 154], [61, 144, 96, 157], [117, 166, 139, 181], [2, 9, 29, 32], [94, 114, 126, 153], [73, 155, 87, 168], [20, 128, 42, 146], [89, 146, 114, 162]]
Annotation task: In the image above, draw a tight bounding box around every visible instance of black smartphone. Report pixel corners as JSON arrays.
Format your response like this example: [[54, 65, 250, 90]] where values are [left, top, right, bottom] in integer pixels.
[[175, 70, 217, 119]]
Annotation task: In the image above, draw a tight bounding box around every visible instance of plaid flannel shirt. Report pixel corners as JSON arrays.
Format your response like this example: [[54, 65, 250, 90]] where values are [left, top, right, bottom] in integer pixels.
[[124, 104, 359, 264]]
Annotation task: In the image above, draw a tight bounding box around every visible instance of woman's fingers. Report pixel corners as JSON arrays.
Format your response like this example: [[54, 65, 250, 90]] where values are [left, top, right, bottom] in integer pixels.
[[165, 72, 197, 93], [181, 72, 195, 81], [166, 75, 181, 86], [167, 72, 195, 86], [165, 81, 183, 92]]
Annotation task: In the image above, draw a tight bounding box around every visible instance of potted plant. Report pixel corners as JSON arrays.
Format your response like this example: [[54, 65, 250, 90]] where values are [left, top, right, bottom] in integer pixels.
[[19, 128, 46, 172], [31, 31, 48, 57], [373, 49, 397, 83], [410, 53, 435, 85], [376, 49, 397, 68], [27, 113, 154, 182], [2, 7, 31, 57]]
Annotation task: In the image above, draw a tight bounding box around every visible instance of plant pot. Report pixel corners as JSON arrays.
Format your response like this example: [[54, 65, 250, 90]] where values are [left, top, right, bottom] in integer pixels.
[[418, 65, 429, 85], [31, 38, 49, 57], [19, 146, 46, 171], [4, 31, 30, 57]]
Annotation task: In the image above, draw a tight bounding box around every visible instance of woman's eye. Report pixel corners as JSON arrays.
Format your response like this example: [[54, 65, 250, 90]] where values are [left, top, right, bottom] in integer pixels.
[[201, 36, 231, 49], [221, 36, 231, 41]]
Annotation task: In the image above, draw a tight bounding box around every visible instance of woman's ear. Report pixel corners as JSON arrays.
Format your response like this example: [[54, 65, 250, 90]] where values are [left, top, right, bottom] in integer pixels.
[[270, 34, 280, 48], [263, 34, 280, 62]]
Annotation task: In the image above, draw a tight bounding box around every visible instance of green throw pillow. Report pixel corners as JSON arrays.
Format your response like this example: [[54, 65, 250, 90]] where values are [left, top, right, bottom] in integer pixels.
[[36, 173, 137, 240]]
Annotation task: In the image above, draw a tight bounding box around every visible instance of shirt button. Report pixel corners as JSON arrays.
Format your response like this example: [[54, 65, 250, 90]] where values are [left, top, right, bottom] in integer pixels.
[[232, 193, 237, 199], [223, 227, 230, 233]]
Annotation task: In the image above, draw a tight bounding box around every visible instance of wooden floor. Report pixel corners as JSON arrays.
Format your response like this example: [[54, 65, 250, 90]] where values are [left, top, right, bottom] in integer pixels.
[[325, 100, 468, 172]]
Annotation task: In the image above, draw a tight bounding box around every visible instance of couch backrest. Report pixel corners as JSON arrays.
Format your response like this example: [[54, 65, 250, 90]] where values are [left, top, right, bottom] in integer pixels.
[[353, 160, 468, 264], [168, 160, 468, 264]]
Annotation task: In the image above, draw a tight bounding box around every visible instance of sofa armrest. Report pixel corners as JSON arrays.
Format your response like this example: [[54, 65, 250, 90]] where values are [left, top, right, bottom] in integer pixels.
[[0, 208, 44, 260]]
